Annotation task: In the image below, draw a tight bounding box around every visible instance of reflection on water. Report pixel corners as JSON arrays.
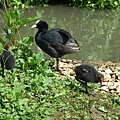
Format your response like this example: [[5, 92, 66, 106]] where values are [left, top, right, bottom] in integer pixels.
[[1, 5, 120, 62]]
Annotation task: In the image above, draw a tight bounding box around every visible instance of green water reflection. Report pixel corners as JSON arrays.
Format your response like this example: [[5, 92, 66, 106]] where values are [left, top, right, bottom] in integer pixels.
[[3, 5, 120, 62]]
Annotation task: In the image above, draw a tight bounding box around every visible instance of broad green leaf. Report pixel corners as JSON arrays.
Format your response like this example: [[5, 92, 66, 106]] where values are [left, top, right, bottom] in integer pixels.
[[43, 60, 51, 69], [43, 79, 52, 86], [22, 36, 34, 45], [54, 90, 65, 98], [0, 38, 5, 45], [17, 18, 39, 30], [36, 52, 44, 64], [98, 105, 107, 113]]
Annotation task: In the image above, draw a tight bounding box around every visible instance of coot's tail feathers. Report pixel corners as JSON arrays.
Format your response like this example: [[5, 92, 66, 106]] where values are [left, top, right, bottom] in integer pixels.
[[63, 44, 80, 53], [54, 42, 80, 54], [52, 36, 80, 54]]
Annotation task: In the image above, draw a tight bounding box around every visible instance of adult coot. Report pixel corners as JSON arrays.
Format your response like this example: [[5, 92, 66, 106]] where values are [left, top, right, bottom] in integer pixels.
[[31, 20, 80, 70], [75, 64, 104, 97], [0, 44, 15, 77]]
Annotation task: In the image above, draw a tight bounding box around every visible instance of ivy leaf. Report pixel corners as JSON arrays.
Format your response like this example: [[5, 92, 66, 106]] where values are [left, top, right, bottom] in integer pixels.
[[22, 36, 34, 45], [0, 38, 5, 45], [35, 52, 44, 64], [98, 105, 107, 113]]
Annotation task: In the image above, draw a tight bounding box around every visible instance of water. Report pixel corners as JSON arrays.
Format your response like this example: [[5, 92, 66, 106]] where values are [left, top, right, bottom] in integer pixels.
[[1, 5, 120, 62]]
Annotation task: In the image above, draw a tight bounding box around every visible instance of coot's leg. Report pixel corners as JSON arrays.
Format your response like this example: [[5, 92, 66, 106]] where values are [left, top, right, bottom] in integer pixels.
[[1, 64, 5, 78], [11, 69, 14, 73], [85, 82, 97, 97], [75, 77, 90, 88], [56, 58, 60, 71]]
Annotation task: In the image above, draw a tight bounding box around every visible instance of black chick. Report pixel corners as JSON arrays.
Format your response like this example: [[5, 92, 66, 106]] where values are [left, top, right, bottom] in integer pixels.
[[75, 64, 104, 97], [31, 20, 80, 71], [0, 44, 15, 77]]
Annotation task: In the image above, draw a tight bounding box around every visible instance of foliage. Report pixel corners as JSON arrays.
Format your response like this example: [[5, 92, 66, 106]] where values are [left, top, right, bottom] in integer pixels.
[[0, 0, 120, 119], [68, 0, 120, 9], [0, 35, 55, 119], [0, 46, 120, 119], [0, 0, 39, 45], [0, 0, 120, 9], [26, 0, 49, 6]]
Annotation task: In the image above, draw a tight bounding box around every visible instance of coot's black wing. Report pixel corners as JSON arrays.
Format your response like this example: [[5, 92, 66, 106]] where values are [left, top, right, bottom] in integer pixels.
[[1, 51, 15, 70], [5, 54, 15, 70], [35, 30, 64, 58], [50, 29, 80, 54], [75, 64, 99, 83]]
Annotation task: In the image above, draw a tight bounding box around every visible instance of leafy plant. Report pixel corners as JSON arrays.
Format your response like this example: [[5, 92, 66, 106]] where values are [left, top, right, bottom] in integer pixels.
[[0, 0, 39, 45], [1, 0, 120, 9], [0, 0, 120, 119]]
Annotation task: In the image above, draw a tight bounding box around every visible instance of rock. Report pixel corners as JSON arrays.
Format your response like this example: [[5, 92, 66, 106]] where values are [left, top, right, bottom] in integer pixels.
[[68, 75, 75, 79], [102, 82, 112, 86], [72, 60, 79, 64], [67, 63, 74, 68], [61, 59, 67, 63], [59, 62, 64, 68], [100, 65, 106, 70], [115, 67, 120, 70], [114, 82, 120, 86], [116, 72, 120, 79], [110, 74, 116, 79], [66, 59, 72, 63], [98, 67, 103, 71], [110, 90, 116, 93], [99, 86, 109, 92], [103, 73, 111, 80], [105, 69, 112, 74], [60, 70, 68, 75], [101, 91, 107, 93], [116, 85, 120, 93], [108, 86, 116, 91], [69, 69, 75, 76]]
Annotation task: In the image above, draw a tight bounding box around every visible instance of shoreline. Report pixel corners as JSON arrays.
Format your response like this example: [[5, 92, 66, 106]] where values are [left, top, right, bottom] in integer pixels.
[[53, 59, 120, 95]]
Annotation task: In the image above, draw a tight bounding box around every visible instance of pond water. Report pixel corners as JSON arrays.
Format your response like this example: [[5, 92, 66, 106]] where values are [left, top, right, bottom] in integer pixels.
[[1, 5, 120, 62]]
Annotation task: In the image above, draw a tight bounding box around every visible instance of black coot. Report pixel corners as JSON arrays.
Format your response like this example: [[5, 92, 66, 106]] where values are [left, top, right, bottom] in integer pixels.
[[31, 20, 80, 70], [75, 64, 104, 97], [0, 44, 15, 77]]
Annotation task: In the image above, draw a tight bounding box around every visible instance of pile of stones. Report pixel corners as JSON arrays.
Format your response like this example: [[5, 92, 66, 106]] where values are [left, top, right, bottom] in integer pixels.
[[54, 59, 120, 95]]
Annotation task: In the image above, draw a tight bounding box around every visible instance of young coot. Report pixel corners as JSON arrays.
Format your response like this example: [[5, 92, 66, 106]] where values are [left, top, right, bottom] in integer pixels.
[[0, 44, 15, 77], [75, 64, 104, 97], [31, 20, 80, 70]]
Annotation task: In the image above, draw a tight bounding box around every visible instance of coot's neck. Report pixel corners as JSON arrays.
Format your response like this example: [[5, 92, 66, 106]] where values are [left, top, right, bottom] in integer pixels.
[[38, 28, 48, 33], [35, 27, 48, 44], [35, 31, 45, 43]]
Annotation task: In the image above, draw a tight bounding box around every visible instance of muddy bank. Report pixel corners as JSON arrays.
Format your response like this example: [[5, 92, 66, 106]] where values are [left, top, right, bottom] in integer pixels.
[[53, 59, 120, 95]]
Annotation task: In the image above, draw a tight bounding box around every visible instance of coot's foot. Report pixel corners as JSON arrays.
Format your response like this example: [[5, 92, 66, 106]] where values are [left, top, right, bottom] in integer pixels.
[[52, 67, 61, 72], [87, 92, 97, 98], [2, 74, 5, 78]]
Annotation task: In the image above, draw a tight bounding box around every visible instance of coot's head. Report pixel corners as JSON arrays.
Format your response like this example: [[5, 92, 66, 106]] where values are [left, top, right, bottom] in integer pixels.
[[97, 73, 104, 87], [4, 44, 10, 51], [31, 20, 48, 32]]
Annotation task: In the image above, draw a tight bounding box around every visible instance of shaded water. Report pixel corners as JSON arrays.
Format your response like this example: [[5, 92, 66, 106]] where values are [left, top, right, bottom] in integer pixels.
[[1, 5, 120, 62]]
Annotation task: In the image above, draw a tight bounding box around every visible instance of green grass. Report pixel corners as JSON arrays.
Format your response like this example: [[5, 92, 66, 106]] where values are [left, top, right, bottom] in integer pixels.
[[0, 44, 120, 119], [0, 68, 120, 119], [0, 1, 119, 119]]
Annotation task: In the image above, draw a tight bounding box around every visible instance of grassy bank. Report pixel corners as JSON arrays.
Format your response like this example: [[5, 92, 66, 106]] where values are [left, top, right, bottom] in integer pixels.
[[0, 1, 120, 119], [0, 52, 120, 119]]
